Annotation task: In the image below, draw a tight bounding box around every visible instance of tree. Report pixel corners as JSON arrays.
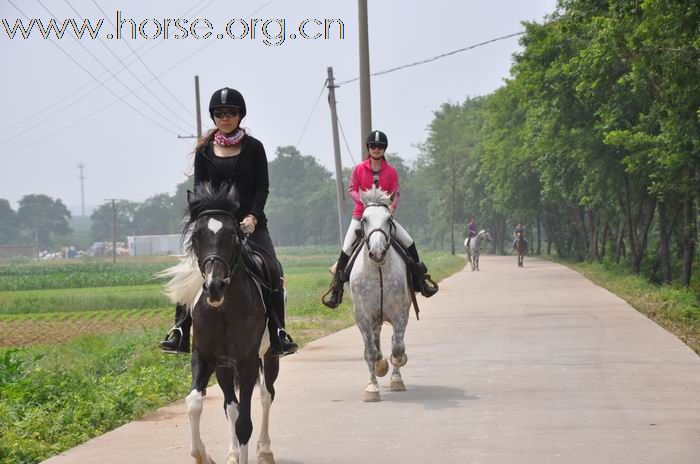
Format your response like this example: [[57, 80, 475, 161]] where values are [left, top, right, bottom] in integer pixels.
[[16, 194, 72, 249], [0, 199, 19, 245], [90, 201, 137, 242], [133, 193, 176, 235]]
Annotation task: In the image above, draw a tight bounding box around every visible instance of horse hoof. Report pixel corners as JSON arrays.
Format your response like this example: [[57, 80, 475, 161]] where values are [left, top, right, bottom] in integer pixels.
[[257, 450, 275, 464], [390, 379, 406, 391], [364, 390, 381, 402], [391, 353, 407, 367], [374, 358, 389, 377]]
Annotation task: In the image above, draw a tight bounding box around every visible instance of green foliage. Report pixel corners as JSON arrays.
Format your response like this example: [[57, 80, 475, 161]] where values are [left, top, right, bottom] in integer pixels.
[[16, 194, 72, 249], [0, 262, 170, 291]]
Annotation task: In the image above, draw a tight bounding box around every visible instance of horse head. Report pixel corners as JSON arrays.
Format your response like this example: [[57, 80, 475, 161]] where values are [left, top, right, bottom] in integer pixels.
[[482, 229, 493, 242], [360, 186, 394, 264], [185, 183, 243, 308]]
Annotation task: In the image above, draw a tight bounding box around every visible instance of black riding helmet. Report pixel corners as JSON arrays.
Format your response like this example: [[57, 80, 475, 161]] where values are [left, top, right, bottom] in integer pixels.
[[366, 130, 388, 150], [209, 87, 246, 120]]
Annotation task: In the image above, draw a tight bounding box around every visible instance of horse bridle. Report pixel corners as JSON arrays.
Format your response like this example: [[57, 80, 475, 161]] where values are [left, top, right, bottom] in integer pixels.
[[195, 209, 244, 284], [361, 203, 395, 258]]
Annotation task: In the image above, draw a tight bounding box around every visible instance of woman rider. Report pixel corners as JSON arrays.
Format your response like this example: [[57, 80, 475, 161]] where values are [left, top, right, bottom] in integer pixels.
[[159, 87, 298, 357], [322, 130, 438, 309]]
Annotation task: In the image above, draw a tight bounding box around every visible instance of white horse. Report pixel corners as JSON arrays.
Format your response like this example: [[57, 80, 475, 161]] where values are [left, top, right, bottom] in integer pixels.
[[464, 229, 492, 271], [349, 186, 413, 402]]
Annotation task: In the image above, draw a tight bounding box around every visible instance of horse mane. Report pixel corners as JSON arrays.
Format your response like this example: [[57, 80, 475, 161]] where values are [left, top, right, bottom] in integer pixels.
[[360, 185, 392, 207], [158, 182, 240, 310]]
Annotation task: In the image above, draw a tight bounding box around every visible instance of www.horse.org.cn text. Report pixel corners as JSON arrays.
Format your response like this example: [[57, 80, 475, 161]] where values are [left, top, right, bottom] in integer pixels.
[[1, 12, 346, 47]]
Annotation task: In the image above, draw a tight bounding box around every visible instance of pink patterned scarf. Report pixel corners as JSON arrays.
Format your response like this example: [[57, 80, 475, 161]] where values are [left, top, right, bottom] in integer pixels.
[[214, 129, 245, 146]]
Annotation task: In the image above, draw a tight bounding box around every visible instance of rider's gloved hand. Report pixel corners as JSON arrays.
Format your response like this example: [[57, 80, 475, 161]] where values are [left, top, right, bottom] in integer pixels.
[[240, 215, 257, 235]]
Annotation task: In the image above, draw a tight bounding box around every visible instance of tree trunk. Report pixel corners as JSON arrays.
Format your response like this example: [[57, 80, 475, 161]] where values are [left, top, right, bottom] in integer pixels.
[[631, 197, 657, 274], [613, 218, 625, 264], [536, 213, 542, 255], [598, 219, 610, 261], [658, 200, 672, 284], [681, 196, 695, 287]]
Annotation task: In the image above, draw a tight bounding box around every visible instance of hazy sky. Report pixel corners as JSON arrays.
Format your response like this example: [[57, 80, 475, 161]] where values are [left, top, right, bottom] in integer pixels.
[[0, 0, 556, 214]]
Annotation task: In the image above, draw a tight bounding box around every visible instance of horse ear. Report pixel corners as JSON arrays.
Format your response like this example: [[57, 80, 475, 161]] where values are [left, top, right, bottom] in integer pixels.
[[389, 191, 396, 202], [187, 189, 195, 205]]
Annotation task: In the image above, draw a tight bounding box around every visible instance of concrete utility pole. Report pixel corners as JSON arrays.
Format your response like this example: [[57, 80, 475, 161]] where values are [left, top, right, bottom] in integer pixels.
[[104, 198, 123, 263], [327, 67, 346, 246], [77, 162, 86, 216], [358, 0, 372, 160], [195, 75, 202, 138], [178, 75, 203, 139]]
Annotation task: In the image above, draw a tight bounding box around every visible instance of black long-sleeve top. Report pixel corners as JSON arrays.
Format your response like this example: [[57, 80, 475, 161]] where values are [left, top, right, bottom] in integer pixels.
[[193, 134, 270, 226]]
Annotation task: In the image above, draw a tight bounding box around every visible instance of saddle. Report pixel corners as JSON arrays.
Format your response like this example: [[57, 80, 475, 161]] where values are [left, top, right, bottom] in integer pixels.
[[241, 240, 282, 313], [339, 238, 422, 320]]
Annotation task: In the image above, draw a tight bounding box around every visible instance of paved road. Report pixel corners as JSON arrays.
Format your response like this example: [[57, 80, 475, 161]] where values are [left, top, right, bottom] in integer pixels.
[[43, 256, 700, 464]]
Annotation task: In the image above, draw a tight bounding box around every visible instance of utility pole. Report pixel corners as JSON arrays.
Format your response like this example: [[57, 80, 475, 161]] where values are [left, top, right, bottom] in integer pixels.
[[327, 67, 346, 246], [358, 0, 372, 160], [195, 75, 202, 138], [104, 198, 123, 263], [77, 162, 86, 216], [178, 75, 203, 139]]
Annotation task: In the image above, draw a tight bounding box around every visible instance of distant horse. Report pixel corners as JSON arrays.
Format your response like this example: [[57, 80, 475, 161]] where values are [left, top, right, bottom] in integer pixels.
[[162, 184, 279, 464], [514, 231, 527, 267], [348, 186, 412, 402], [464, 229, 492, 271]]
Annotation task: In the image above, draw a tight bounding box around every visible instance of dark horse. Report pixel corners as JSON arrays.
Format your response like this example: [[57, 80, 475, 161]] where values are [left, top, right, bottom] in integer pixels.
[[178, 184, 279, 464], [515, 231, 527, 267]]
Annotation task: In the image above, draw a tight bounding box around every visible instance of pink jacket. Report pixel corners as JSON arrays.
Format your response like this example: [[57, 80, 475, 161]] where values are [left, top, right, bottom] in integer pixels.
[[348, 158, 400, 219]]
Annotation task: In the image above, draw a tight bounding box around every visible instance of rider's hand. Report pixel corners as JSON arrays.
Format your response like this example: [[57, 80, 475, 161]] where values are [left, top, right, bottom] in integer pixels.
[[240, 215, 257, 235]]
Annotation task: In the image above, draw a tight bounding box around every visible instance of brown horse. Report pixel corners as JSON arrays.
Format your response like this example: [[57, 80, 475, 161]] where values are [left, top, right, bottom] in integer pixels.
[[515, 231, 527, 267]]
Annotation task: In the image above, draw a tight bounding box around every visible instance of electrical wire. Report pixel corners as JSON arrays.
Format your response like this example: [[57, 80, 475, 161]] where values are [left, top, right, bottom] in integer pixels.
[[295, 79, 328, 148], [336, 31, 526, 85], [336, 114, 357, 166]]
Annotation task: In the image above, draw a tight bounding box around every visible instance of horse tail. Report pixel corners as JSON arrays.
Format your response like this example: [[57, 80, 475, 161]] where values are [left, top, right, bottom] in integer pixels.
[[157, 254, 204, 311]]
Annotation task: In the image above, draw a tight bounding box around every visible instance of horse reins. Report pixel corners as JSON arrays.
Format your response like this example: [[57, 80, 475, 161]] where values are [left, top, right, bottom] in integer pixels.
[[360, 203, 396, 323]]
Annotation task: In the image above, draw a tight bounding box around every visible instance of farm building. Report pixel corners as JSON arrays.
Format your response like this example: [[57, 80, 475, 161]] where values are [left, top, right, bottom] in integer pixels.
[[127, 234, 183, 256]]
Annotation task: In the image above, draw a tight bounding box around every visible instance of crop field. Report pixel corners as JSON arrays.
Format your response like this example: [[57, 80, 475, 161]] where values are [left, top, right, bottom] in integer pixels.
[[0, 248, 465, 463]]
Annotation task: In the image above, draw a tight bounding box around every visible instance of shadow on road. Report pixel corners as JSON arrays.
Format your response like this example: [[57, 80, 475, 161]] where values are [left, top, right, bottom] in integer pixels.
[[381, 384, 478, 410]]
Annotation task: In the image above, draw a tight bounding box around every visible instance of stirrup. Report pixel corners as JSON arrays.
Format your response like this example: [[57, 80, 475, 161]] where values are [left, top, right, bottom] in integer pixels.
[[321, 286, 343, 309], [272, 329, 298, 357], [160, 327, 186, 354], [421, 275, 439, 298]]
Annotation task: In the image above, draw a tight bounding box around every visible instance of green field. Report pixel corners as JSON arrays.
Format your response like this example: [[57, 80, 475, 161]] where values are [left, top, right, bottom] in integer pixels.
[[0, 248, 465, 464]]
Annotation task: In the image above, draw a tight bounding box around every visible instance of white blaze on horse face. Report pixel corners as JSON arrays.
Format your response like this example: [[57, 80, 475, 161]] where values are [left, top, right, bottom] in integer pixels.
[[207, 217, 223, 234]]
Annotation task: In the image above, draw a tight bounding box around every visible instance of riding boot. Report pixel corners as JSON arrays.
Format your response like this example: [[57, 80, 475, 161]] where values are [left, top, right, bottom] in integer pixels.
[[406, 243, 439, 298], [269, 288, 298, 357], [159, 303, 191, 354], [321, 251, 350, 309]]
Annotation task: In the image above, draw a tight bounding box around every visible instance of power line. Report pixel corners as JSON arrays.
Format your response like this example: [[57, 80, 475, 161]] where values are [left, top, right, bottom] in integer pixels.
[[336, 114, 357, 166], [295, 79, 328, 148], [63, 0, 195, 130], [89, 0, 196, 119], [336, 31, 527, 85], [0, 0, 216, 135], [34, 0, 192, 134], [0, 0, 277, 157]]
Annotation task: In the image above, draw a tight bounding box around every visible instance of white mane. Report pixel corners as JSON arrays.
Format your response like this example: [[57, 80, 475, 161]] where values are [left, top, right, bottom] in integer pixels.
[[360, 186, 392, 207]]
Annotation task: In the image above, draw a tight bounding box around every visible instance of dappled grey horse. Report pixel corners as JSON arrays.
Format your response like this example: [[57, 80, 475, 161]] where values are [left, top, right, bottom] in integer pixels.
[[464, 229, 492, 271], [348, 186, 413, 402]]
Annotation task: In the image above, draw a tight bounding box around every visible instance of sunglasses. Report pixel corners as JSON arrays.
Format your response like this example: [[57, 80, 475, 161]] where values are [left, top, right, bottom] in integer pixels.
[[367, 143, 385, 150], [213, 108, 240, 119]]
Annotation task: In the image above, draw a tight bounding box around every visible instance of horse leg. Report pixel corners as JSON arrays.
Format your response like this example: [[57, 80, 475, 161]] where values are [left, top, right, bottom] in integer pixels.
[[356, 315, 381, 402], [257, 353, 279, 464], [187, 353, 217, 464], [389, 318, 407, 392], [232, 358, 259, 464], [215, 367, 240, 464]]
